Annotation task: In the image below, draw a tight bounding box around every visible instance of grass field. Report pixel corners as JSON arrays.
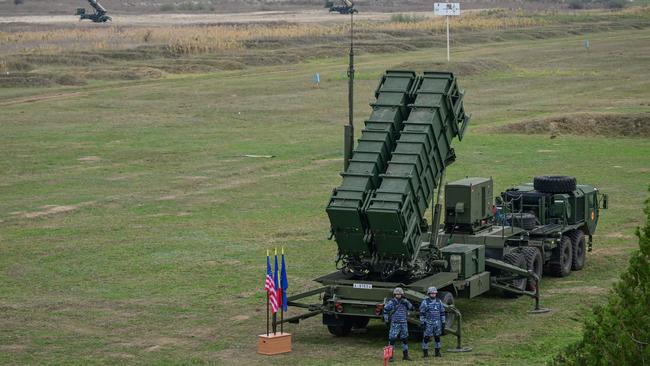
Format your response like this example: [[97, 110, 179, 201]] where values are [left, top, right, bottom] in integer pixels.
[[1, 13, 650, 365]]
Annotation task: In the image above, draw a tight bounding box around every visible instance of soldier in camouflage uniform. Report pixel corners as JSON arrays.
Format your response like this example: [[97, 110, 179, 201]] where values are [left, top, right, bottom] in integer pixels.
[[383, 287, 414, 361], [419, 286, 446, 357]]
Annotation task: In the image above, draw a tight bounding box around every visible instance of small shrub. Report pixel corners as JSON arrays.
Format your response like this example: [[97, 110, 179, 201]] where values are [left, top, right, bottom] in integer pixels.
[[390, 13, 425, 23], [568, 0, 586, 9], [7, 60, 34, 72], [603, 0, 626, 9], [54, 74, 86, 86], [159, 4, 175, 12], [143, 30, 153, 43]]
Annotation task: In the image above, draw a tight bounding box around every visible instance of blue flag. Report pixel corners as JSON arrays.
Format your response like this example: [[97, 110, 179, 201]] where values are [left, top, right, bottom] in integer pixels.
[[281, 254, 289, 311]]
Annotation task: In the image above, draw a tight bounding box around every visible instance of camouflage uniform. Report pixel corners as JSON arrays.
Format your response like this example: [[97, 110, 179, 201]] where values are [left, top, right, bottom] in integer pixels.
[[419, 296, 446, 350], [384, 297, 413, 351]]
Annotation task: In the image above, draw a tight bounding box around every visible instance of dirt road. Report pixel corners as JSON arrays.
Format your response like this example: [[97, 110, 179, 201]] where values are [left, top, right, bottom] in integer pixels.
[[0, 10, 404, 26]]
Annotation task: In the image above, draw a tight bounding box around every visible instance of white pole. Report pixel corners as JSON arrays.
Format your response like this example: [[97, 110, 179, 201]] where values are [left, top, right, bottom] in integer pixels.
[[446, 15, 450, 62]]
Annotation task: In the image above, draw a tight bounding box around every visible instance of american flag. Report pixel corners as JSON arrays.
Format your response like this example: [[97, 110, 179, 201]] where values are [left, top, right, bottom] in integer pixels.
[[265, 255, 279, 313]]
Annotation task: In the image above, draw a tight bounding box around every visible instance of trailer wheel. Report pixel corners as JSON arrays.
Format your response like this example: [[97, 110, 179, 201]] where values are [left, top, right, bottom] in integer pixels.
[[533, 176, 577, 193], [547, 235, 573, 277], [438, 291, 455, 331], [517, 246, 543, 290], [327, 324, 352, 337], [569, 230, 586, 270], [501, 252, 527, 298]]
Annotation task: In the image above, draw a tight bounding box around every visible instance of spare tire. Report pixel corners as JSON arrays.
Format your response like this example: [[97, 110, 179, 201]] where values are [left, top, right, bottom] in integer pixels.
[[533, 176, 577, 193], [509, 212, 538, 230]]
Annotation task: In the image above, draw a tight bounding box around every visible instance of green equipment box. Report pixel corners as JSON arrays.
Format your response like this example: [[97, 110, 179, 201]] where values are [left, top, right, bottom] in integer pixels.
[[440, 243, 486, 279], [445, 177, 493, 234]]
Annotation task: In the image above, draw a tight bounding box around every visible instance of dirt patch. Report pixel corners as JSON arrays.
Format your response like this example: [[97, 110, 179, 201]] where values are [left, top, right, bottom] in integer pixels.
[[494, 113, 650, 138], [0, 344, 28, 351], [12, 201, 95, 219], [546, 286, 608, 295], [121, 336, 189, 351], [78, 156, 101, 162], [232, 315, 250, 321], [605, 232, 635, 239], [0, 92, 85, 107]]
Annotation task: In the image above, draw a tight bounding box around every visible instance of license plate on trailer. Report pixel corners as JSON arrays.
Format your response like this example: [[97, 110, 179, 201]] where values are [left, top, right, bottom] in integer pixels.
[[353, 283, 372, 289]]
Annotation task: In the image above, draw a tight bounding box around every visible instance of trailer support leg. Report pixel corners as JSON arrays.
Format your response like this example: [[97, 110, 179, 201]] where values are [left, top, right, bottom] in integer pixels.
[[528, 273, 551, 314], [445, 307, 472, 353]]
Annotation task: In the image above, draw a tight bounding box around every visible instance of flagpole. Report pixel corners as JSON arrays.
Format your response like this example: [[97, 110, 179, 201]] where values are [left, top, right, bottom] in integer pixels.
[[280, 247, 284, 334], [273, 248, 278, 335], [266, 249, 270, 336]]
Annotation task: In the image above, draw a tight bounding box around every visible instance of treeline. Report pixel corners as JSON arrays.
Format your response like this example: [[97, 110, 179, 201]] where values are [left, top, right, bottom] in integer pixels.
[[568, 0, 627, 9]]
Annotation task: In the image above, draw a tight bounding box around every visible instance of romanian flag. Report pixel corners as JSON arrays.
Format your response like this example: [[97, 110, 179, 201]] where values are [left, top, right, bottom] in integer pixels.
[[274, 252, 280, 311]]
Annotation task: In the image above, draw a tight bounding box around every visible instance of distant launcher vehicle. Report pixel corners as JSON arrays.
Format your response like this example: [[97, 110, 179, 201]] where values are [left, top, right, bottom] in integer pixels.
[[325, 0, 358, 14], [76, 0, 111, 23]]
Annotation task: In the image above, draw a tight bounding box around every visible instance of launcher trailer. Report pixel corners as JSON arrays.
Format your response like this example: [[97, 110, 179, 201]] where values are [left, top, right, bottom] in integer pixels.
[[279, 71, 606, 350]]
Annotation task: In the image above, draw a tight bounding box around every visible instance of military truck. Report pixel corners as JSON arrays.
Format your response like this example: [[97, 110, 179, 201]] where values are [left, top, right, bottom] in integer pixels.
[[280, 71, 607, 349], [76, 0, 111, 23], [325, 0, 358, 14]]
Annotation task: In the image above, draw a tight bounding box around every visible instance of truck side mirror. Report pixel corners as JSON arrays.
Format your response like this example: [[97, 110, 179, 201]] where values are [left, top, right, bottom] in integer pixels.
[[601, 194, 608, 210]]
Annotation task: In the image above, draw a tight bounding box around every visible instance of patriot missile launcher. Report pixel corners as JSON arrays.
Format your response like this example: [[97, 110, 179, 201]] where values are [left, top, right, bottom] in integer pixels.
[[76, 0, 111, 23], [279, 71, 606, 350]]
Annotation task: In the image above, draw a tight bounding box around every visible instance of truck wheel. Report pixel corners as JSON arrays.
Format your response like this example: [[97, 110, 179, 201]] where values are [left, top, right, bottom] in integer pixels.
[[533, 176, 577, 193], [327, 324, 352, 337], [438, 291, 455, 331], [517, 246, 543, 290], [569, 230, 586, 270], [501, 252, 527, 298], [547, 235, 573, 277]]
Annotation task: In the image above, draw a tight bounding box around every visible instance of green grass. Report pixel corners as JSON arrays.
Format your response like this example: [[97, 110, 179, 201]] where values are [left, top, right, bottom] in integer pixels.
[[0, 25, 649, 365]]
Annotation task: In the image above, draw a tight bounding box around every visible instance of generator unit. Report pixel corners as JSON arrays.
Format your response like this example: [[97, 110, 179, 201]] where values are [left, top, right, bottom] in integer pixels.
[[444, 177, 493, 234]]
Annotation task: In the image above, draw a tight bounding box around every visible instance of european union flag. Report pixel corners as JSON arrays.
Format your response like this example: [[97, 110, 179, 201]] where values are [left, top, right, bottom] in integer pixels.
[[281, 254, 289, 311]]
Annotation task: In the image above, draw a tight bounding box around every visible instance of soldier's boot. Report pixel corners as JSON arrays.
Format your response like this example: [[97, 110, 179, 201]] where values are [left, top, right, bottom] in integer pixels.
[[423, 349, 429, 358], [435, 348, 442, 357], [403, 350, 412, 361]]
